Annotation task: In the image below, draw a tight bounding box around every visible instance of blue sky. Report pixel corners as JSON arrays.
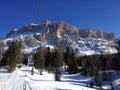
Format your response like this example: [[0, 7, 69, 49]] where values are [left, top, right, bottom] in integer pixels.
[[0, 0, 120, 38]]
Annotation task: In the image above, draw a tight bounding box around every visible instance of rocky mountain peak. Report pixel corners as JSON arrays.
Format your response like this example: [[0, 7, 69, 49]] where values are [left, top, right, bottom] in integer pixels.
[[5, 20, 117, 55], [6, 20, 115, 40], [80, 28, 115, 39], [41, 20, 52, 27]]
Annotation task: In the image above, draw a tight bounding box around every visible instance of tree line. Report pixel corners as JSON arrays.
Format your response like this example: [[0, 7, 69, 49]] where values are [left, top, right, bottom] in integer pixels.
[[0, 39, 120, 83]]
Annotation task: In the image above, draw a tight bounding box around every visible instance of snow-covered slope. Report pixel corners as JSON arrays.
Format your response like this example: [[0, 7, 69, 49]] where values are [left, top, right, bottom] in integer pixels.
[[5, 20, 117, 55], [0, 66, 120, 90], [0, 66, 97, 90]]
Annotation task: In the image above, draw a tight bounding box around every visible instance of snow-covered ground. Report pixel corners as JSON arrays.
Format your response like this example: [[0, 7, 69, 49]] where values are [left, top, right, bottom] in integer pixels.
[[0, 66, 120, 90]]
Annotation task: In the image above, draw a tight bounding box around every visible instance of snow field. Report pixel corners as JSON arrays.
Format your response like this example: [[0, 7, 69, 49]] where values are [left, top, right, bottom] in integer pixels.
[[1, 66, 120, 90]]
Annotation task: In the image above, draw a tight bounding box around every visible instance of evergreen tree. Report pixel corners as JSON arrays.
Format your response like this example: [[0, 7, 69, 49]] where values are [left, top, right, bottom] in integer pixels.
[[76, 56, 82, 67], [45, 47, 51, 67], [81, 56, 89, 76], [64, 47, 71, 65], [67, 50, 79, 74], [114, 40, 120, 71], [80, 55, 99, 76], [23, 54, 28, 65], [31, 66, 34, 75], [99, 54, 107, 71], [116, 40, 120, 53], [1, 40, 22, 72], [34, 47, 45, 75], [0, 40, 5, 61], [53, 48, 63, 81], [110, 54, 120, 71]]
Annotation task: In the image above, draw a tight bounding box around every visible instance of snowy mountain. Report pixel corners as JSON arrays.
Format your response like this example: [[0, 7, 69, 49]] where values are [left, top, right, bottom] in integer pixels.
[[5, 20, 117, 55]]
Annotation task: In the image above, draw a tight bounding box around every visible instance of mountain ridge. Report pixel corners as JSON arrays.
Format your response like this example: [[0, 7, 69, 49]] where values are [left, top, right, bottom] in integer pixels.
[[5, 20, 117, 55], [6, 20, 115, 39]]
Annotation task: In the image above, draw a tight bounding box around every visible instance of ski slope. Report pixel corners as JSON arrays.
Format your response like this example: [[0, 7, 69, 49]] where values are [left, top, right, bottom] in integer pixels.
[[3, 66, 120, 90], [25, 67, 96, 90], [0, 68, 32, 90], [0, 66, 96, 90]]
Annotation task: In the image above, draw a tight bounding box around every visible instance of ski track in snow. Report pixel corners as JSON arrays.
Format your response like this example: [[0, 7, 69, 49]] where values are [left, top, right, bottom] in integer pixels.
[[0, 67, 97, 90], [0, 68, 32, 90]]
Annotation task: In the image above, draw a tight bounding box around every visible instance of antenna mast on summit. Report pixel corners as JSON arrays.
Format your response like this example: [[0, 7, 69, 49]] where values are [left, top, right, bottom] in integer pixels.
[[36, 0, 41, 24]]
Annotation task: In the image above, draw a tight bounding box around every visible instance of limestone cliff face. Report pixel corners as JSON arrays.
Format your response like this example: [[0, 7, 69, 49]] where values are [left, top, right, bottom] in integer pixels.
[[6, 20, 115, 40], [5, 20, 117, 55], [80, 28, 115, 39]]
